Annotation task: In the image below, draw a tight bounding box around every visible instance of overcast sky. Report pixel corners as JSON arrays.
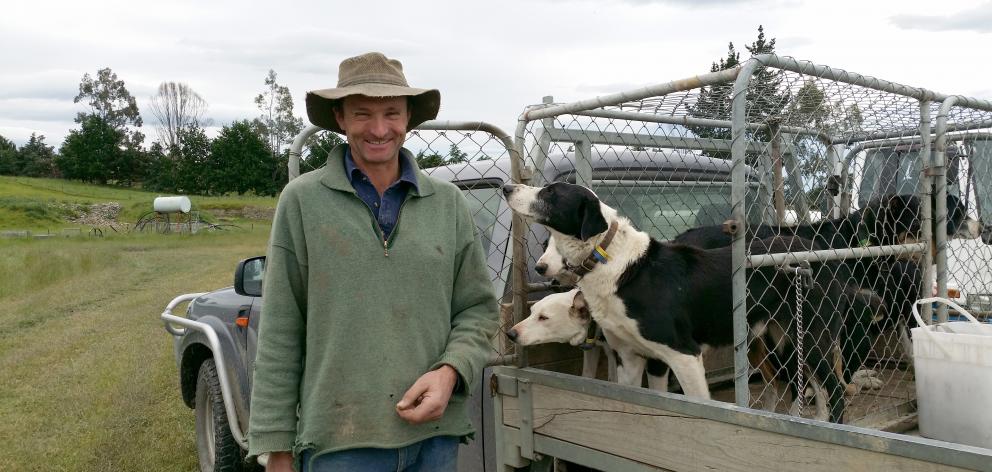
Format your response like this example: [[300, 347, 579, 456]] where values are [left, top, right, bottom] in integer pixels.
[[2, 0, 990, 147]]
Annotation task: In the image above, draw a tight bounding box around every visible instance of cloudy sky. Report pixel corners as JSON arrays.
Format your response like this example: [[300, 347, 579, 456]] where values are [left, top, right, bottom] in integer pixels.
[[1, 0, 990, 147]]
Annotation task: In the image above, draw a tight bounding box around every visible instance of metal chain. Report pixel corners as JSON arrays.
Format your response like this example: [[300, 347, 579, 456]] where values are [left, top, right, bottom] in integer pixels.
[[793, 264, 806, 416]]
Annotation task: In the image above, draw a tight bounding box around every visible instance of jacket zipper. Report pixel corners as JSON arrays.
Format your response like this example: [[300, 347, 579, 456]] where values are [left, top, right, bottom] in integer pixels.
[[383, 198, 410, 257], [360, 196, 410, 258]]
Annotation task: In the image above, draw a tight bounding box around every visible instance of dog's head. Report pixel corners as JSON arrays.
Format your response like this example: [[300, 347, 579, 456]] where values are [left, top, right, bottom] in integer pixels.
[[505, 289, 591, 346], [503, 182, 612, 241], [535, 234, 581, 285], [865, 193, 982, 247]]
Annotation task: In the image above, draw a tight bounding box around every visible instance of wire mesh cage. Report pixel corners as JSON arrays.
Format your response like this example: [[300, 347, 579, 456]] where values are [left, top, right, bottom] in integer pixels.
[[510, 55, 992, 428]]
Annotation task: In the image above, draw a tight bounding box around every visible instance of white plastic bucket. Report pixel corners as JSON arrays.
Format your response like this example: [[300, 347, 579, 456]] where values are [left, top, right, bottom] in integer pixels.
[[911, 297, 992, 449], [153, 196, 191, 214]]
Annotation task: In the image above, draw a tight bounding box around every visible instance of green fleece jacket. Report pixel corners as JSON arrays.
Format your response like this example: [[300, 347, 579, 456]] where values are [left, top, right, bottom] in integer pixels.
[[247, 144, 499, 458]]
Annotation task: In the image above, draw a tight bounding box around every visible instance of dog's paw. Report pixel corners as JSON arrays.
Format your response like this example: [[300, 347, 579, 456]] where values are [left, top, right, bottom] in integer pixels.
[[851, 369, 883, 390]]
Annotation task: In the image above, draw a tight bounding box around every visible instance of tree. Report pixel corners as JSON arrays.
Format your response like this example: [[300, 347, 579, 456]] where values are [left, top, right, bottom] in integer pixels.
[[254, 70, 304, 157], [209, 120, 275, 195], [17, 134, 57, 178], [0, 135, 18, 175], [173, 126, 212, 194], [149, 82, 209, 150], [415, 149, 446, 169], [74, 67, 143, 129], [448, 144, 468, 164], [685, 42, 741, 158], [301, 131, 345, 171], [57, 115, 122, 184], [142, 142, 176, 192], [72, 67, 145, 185], [687, 26, 790, 159]]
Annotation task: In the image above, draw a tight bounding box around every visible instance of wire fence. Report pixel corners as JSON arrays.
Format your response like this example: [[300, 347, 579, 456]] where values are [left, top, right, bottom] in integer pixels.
[[508, 55, 992, 429]]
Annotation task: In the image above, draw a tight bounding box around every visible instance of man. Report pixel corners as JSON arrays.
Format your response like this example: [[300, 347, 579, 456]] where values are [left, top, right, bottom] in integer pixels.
[[247, 52, 499, 472]]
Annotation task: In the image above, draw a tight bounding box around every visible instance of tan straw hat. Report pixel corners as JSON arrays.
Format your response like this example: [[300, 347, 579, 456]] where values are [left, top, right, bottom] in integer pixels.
[[306, 52, 440, 134]]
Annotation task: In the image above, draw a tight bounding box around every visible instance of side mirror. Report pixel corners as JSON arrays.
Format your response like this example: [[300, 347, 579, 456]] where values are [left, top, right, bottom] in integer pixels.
[[234, 256, 266, 297]]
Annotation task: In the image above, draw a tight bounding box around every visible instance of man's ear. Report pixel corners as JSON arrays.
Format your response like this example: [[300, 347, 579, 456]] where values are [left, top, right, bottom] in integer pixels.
[[571, 291, 590, 321], [333, 103, 347, 133], [579, 198, 608, 240]]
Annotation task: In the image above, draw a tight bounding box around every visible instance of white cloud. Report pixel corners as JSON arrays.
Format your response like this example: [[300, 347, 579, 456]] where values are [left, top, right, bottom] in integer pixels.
[[1, 0, 991, 150], [891, 2, 992, 33]]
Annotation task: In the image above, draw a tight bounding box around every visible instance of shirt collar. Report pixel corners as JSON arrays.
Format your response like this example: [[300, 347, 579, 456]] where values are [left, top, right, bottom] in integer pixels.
[[344, 147, 420, 192]]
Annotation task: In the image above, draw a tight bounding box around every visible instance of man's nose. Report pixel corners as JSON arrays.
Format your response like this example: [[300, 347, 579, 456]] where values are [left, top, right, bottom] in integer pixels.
[[369, 115, 390, 137]]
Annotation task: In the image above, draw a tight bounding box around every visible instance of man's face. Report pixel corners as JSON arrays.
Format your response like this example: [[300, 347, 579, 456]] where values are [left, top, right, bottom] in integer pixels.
[[334, 95, 411, 166]]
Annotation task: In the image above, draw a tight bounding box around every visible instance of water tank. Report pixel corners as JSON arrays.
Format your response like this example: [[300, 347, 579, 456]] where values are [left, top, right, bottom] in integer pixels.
[[154, 196, 192, 214]]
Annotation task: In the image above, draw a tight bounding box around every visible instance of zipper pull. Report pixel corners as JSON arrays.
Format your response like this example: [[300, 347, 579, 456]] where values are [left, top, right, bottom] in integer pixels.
[[383, 238, 389, 257]]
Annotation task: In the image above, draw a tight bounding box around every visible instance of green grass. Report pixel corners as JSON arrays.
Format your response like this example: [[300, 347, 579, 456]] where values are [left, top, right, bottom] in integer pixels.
[[0, 176, 278, 231], [0, 215, 271, 471]]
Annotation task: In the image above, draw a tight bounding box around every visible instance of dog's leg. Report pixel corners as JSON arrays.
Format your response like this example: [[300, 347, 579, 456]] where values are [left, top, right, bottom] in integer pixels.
[[646, 359, 670, 393], [605, 348, 618, 382], [810, 376, 829, 422], [615, 349, 646, 387], [664, 352, 710, 399], [750, 337, 780, 411], [581, 346, 601, 379]]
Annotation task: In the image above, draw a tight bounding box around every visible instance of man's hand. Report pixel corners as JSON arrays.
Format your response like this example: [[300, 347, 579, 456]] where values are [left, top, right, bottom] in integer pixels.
[[266, 451, 293, 472], [395, 365, 459, 424]]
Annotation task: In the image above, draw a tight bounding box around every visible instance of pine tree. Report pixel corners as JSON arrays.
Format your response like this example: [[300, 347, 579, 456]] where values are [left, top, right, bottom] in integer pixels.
[[687, 26, 791, 159]]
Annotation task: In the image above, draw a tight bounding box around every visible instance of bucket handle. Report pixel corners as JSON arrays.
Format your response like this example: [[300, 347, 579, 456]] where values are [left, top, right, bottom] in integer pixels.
[[912, 297, 983, 329]]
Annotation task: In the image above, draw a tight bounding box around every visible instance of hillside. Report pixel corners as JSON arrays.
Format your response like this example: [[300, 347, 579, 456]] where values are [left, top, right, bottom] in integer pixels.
[[0, 176, 278, 232]]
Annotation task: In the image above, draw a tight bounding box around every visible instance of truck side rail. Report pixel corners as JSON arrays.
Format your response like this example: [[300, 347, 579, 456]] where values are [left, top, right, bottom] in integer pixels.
[[161, 293, 247, 449]]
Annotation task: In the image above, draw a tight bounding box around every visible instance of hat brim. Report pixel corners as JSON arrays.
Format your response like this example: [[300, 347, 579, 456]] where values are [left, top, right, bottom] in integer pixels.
[[306, 84, 440, 134]]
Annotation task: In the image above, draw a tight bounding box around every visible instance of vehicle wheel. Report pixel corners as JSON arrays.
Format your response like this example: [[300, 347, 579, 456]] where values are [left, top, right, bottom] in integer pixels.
[[196, 359, 251, 472]]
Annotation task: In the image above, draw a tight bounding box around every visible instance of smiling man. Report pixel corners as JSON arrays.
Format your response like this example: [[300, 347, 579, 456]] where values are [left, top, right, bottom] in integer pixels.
[[247, 52, 498, 472]]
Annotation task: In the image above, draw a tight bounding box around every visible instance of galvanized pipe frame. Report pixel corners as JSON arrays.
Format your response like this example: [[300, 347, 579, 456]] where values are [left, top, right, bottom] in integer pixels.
[[492, 366, 992, 472], [726, 54, 992, 405], [571, 107, 829, 141]]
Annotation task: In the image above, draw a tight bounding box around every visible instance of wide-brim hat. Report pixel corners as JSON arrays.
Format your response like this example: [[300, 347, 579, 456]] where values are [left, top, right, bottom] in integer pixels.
[[306, 52, 440, 134]]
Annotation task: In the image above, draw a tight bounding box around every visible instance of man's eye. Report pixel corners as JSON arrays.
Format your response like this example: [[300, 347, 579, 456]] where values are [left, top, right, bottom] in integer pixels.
[[538, 315, 548, 321]]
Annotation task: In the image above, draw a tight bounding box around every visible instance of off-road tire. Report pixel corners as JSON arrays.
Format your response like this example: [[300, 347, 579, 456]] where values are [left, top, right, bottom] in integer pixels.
[[195, 359, 251, 472]]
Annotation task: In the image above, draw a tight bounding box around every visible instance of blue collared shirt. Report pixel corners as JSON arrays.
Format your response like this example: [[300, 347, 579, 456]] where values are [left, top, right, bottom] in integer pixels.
[[344, 148, 419, 241]]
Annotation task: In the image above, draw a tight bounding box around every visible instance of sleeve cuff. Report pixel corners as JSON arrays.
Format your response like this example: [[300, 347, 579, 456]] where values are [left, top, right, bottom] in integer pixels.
[[247, 430, 296, 458], [431, 356, 471, 394]]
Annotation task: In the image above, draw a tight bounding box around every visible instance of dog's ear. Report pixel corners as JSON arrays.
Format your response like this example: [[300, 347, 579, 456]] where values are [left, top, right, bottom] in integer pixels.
[[570, 290, 590, 321], [579, 199, 608, 241]]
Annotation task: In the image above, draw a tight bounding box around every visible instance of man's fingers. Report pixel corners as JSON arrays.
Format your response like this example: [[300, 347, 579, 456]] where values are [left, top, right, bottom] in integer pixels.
[[396, 379, 429, 410], [397, 395, 446, 424]]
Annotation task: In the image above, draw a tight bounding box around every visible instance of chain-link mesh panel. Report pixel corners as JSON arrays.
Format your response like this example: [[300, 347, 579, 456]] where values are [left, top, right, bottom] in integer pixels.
[[941, 105, 992, 325], [734, 67, 939, 426], [513, 58, 992, 428], [297, 127, 515, 364]]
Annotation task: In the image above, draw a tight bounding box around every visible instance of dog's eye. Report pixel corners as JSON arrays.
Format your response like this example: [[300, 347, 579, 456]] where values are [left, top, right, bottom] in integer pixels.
[[538, 315, 548, 321]]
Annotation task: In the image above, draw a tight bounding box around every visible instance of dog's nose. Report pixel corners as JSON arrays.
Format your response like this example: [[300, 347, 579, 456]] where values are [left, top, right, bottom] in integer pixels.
[[535, 263, 548, 276], [502, 184, 516, 198], [505, 329, 518, 341]]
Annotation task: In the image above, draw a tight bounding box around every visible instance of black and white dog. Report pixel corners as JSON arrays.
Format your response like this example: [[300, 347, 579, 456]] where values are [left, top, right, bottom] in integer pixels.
[[503, 182, 849, 422], [673, 193, 981, 390]]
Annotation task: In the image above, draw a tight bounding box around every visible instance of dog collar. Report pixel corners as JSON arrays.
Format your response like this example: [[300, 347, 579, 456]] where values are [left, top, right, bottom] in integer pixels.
[[577, 318, 599, 350], [565, 221, 619, 278]]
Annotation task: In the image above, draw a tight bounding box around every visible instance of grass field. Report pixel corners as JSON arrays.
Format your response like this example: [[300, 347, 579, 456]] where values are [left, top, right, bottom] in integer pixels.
[[0, 175, 278, 231], [0, 178, 273, 471]]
